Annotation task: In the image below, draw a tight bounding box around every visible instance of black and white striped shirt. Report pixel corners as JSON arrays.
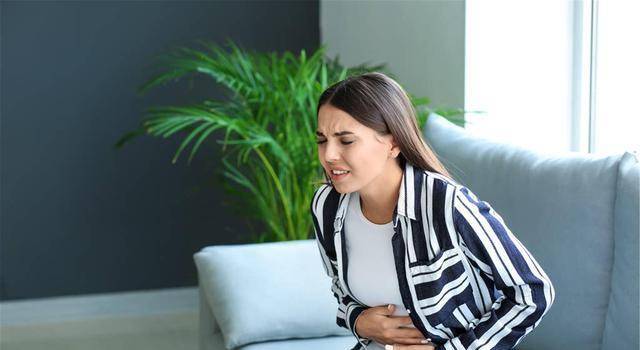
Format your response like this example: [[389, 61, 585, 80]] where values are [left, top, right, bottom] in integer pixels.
[[310, 160, 555, 350]]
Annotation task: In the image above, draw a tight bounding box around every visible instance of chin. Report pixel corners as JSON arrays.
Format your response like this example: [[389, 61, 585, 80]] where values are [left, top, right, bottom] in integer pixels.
[[334, 183, 360, 194], [331, 182, 349, 193]]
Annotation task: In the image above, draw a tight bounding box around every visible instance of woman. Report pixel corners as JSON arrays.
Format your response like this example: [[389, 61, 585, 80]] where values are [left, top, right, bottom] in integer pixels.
[[310, 72, 555, 350]]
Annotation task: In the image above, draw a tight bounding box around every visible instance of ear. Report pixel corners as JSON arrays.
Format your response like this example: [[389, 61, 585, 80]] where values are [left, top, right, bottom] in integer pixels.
[[389, 136, 401, 158]]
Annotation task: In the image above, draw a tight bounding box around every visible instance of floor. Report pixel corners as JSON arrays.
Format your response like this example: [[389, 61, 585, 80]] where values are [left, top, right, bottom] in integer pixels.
[[0, 287, 199, 350]]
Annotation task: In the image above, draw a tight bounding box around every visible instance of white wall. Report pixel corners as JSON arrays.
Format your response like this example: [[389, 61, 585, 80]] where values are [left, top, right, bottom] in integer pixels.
[[464, 0, 576, 153], [320, 0, 465, 110]]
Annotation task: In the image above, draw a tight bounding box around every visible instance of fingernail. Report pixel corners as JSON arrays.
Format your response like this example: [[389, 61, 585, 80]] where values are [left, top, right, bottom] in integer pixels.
[[385, 345, 394, 350], [387, 304, 393, 310], [421, 338, 432, 344]]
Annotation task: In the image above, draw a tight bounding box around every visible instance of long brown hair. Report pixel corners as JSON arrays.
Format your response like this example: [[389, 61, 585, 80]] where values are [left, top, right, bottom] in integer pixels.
[[316, 71, 452, 185]]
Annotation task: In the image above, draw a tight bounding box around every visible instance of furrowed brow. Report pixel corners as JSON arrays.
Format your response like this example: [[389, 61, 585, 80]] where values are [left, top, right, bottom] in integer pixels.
[[315, 130, 355, 137]]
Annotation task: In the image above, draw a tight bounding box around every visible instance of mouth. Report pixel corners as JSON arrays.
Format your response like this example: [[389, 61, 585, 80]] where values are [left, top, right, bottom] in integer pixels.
[[329, 169, 351, 182]]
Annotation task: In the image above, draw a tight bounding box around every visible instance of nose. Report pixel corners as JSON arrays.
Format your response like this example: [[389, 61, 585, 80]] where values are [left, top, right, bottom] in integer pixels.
[[322, 141, 341, 163]]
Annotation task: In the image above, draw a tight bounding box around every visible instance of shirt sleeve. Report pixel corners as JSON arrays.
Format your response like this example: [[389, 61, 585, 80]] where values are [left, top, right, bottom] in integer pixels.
[[310, 185, 372, 349], [435, 185, 556, 350]]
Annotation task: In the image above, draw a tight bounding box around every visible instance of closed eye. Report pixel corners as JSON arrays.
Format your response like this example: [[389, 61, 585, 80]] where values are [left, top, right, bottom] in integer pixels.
[[316, 140, 354, 145]]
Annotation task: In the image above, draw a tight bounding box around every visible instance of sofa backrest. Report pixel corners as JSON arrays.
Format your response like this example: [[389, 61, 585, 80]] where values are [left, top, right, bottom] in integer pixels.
[[423, 113, 632, 350]]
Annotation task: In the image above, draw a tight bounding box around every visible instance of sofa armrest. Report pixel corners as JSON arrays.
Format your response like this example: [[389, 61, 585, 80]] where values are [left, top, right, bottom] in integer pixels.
[[193, 240, 350, 349], [198, 272, 224, 350]]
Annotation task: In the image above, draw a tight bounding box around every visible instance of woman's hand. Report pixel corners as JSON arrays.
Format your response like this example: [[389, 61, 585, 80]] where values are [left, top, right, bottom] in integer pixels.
[[384, 345, 435, 350], [354, 304, 432, 347]]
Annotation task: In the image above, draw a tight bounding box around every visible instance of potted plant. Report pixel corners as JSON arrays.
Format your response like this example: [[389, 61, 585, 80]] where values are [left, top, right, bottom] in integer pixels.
[[115, 38, 465, 243]]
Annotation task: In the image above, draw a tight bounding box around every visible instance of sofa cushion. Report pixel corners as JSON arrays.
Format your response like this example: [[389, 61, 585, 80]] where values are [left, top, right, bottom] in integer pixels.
[[193, 239, 350, 349], [239, 335, 355, 350], [601, 151, 640, 350], [423, 113, 622, 350]]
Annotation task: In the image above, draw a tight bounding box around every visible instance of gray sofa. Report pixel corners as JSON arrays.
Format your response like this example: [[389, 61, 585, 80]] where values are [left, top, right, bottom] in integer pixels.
[[193, 113, 639, 350]]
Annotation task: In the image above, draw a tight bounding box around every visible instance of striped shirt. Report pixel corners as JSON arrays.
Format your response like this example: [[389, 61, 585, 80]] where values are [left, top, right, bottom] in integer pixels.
[[310, 160, 555, 350]]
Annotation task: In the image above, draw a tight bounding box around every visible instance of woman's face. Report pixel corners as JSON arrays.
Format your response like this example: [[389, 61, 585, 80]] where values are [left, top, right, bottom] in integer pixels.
[[316, 104, 399, 193]]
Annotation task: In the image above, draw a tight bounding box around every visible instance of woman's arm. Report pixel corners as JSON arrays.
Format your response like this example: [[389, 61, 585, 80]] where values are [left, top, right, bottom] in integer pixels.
[[310, 185, 371, 348], [435, 185, 556, 350]]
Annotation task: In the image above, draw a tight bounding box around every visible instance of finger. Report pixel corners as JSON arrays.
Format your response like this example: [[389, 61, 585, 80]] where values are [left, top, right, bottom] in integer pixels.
[[393, 337, 433, 345], [390, 328, 426, 338], [383, 304, 396, 315], [388, 315, 413, 324], [389, 345, 434, 350], [386, 345, 410, 350], [375, 304, 396, 315]]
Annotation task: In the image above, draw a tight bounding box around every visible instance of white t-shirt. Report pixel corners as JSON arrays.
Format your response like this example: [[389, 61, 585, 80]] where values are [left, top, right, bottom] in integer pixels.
[[345, 191, 416, 350]]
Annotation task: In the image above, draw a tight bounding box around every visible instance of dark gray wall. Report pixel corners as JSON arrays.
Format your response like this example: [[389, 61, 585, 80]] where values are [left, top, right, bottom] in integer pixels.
[[0, 0, 319, 301]]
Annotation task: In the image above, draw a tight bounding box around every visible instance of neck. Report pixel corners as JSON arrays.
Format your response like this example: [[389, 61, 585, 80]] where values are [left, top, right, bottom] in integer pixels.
[[357, 159, 403, 224]]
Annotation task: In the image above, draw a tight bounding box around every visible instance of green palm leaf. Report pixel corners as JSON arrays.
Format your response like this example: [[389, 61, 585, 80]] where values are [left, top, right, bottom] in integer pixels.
[[117, 39, 467, 242]]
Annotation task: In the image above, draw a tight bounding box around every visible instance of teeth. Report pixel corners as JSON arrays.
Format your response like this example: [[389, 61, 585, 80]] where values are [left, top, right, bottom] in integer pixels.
[[332, 170, 350, 175]]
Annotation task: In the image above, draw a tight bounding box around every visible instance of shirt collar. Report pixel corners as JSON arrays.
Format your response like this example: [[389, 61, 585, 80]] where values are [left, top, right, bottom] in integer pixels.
[[397, 160, 418, 221]]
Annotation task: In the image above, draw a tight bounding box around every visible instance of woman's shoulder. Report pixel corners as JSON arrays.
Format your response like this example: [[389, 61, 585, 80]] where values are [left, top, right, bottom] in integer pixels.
[[420, 168, 463, 190], [419, 170, 492, 210]]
